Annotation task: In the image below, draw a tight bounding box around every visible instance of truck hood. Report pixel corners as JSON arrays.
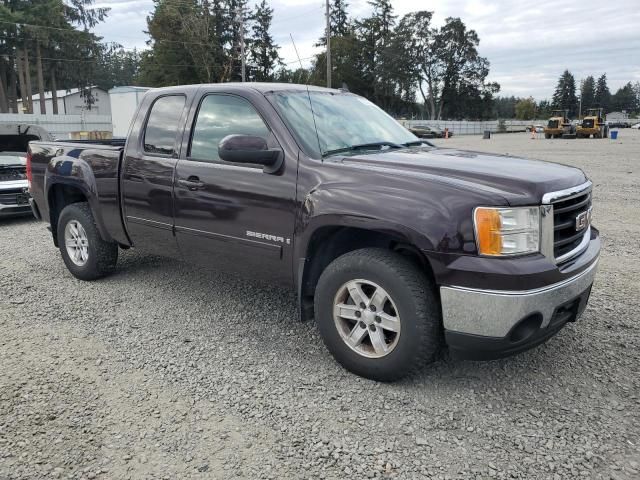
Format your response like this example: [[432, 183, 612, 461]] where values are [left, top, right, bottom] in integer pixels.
[[334, 147, 587, 205]]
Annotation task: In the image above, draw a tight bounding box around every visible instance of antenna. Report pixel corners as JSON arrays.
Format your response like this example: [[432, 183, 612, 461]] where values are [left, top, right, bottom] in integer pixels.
[[289, 33, 308, 83], [289, 33, 323, 158]]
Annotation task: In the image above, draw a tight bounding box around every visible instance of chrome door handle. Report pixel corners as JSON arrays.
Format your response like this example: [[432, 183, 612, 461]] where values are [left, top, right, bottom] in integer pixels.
[[178, 177, 205, 190]]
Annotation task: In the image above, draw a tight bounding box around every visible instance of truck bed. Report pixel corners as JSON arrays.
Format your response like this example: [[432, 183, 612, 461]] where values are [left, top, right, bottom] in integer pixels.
[[28, 140, 130, 247]]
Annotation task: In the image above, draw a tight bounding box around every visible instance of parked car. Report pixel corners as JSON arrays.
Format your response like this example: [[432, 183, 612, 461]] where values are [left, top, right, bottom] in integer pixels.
[[0, 151, 32, 218], [407, 124, 451, 138], [526, 125, 545, 133], [631, 123, 640, 129], [28, 83, 600, 381]]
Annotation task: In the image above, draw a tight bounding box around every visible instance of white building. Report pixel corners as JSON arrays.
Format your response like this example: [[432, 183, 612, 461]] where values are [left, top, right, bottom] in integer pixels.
[[607, 111, 629, 121], [109, 86, 150, 137], [17, 87, 111, 116], [607, 111, 631, 127]]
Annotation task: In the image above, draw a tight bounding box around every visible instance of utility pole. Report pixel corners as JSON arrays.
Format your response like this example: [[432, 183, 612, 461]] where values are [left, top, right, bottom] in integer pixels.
[[236, 7, 246, 82], [578, 95, 582, 119], [325, 0, 331, 88]]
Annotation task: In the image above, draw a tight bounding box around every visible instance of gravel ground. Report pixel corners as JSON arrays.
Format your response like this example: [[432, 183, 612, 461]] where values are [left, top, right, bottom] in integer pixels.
[[1, 131, 639, 479]]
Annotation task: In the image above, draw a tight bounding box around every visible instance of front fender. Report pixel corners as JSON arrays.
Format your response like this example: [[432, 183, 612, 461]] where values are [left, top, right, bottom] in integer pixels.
[[296, 181, 479, 261]]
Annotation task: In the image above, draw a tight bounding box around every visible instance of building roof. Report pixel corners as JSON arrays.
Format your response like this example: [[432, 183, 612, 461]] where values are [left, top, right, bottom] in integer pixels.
[[21, 86, 106, 102], [109, 86, 151, 94]]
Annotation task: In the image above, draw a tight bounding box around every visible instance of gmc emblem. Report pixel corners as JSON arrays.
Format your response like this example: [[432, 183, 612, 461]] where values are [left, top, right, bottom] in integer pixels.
[[575, 207, 592, 231]]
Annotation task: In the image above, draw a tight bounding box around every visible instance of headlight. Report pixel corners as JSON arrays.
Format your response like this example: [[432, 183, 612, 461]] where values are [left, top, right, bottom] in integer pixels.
[[474, 207, 540, 256]]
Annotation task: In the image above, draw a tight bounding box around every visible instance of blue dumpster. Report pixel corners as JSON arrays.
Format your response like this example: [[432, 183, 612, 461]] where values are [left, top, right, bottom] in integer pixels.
[[610, 131, 618, 140]]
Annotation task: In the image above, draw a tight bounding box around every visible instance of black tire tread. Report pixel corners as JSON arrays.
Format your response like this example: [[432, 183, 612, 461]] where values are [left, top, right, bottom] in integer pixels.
[[315, 248, 441, 381], [57, 202, 118, 280]]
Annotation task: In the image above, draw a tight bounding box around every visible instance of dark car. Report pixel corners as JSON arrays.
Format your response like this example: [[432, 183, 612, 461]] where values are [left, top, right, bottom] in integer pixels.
[[407, 124, 451, 138], [0, 151, 32, 218], [28, 83, 599, 381]]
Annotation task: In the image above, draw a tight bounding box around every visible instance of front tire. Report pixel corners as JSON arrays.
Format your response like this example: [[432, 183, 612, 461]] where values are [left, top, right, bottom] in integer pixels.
[[57, 202, 118, 280], [314, 248, 441, 382]]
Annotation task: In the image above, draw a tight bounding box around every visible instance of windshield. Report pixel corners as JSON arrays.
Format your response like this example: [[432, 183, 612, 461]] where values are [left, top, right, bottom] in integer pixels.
[[0, 152, 26, 167], [268, 91, 418, 158]]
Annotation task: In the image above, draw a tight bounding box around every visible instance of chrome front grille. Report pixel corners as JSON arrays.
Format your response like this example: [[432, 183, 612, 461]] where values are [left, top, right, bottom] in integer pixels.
[[542, 181, 593, 264], [0, 188, 27, 205], [553, 190, 592, 259], [0, 168, 26, 181]]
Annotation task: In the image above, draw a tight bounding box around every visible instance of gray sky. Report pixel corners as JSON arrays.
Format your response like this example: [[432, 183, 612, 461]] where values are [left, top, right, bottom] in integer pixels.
[[93, 0, 640, 100]]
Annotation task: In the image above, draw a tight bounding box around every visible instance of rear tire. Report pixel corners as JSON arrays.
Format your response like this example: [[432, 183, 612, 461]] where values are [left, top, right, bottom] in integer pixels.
[[314, 248, 441, 382], [57, 202, 118, 280]]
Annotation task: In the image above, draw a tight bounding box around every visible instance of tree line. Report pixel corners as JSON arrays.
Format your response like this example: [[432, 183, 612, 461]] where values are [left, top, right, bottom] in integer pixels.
[[0, 0, 142, 113], [2, 1, 637, 120], [140, 0, 500, 120], [495, 71, 640, 121], [0, 0, 500, 119]]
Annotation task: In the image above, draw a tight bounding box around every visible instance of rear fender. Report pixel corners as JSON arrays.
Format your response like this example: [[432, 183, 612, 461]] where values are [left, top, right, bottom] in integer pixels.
[[45, 153, 112, 243]]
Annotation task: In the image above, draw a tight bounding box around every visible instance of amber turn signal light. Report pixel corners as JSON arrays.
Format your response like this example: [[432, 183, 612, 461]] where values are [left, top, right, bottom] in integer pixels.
[[474, 208, 503, 255]]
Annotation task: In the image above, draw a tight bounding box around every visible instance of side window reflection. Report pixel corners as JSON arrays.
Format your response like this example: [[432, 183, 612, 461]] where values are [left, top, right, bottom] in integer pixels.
[[190, 95, 270, 162]]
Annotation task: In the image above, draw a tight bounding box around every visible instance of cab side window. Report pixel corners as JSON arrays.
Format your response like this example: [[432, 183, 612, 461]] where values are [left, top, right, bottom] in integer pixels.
[[190, 95, 271, 163], [144, 95, 185, 155]]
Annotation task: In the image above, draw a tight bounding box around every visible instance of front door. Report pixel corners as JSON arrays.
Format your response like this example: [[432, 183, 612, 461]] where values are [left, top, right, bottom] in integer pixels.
[[173, 93, 297, 285]]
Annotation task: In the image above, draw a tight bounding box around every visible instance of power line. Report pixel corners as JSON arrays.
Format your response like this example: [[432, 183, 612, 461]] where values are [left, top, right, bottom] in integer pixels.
[[0, 20, 219, 48], [270, 5, 324, 26]]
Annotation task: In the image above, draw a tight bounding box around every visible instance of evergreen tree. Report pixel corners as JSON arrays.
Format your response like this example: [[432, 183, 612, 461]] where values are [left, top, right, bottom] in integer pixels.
[[493, 96, 518, 118], [0, 0, 108, 113], [594, 73, 611, 112], [537, 99, 552, 118], [552, 70, 578, 117], [331, 0, 350, 36], [247, 0, 280, 81], [370, 0, 395, 103], [610, 82, 638, 113], [580, 75, 595, 112], [433, 17, 496, 119]]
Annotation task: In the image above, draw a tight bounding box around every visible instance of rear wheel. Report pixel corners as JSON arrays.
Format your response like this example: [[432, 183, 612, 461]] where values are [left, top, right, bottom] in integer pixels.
[[314, 248, 441, 382], [545, 133, 551, 139], [57, 202, 118, 280]]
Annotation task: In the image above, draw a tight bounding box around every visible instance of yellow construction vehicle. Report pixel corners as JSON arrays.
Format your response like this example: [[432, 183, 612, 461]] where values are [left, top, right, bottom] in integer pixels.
[[577, 108, 609, 138], [544, 109, 575, 138]]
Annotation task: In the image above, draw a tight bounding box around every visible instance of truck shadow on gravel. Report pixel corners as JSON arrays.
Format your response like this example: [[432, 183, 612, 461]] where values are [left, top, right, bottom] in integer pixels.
[[103, 248, 588, 389], [0, 216, 37, 228]]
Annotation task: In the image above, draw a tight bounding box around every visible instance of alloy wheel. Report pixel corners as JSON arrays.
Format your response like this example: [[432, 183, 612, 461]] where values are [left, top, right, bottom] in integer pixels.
[[333, 279, 401, 358], [64, 220, 89, 267]]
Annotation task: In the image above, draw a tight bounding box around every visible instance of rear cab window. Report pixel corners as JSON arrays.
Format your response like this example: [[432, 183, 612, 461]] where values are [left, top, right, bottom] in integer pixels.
[[143, 95, 186, 155]]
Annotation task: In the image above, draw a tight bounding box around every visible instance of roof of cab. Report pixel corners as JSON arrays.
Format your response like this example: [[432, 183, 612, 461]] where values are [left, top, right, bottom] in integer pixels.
[[147, 82, 342, 95]]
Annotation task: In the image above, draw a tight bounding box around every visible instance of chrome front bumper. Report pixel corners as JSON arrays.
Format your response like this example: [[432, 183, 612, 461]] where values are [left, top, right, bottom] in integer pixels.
[[440, 258, 599, 338], [0, 202, 32, 217]]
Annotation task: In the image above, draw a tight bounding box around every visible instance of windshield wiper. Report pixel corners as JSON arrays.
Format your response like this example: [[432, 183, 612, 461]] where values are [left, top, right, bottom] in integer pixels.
[[322, 141, 405, 157], [402, 140, 435, 147]]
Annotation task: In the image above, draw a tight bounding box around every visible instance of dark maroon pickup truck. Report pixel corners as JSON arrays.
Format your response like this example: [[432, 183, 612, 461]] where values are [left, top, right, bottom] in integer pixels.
[[27, 83, 600, 381]]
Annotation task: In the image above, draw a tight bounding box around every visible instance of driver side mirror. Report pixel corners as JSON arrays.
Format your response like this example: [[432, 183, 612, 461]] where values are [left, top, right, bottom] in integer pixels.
[[218, 134, 283, 173]]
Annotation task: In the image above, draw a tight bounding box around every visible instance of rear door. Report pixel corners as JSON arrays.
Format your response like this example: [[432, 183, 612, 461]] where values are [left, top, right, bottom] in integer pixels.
[[121, 93, 189, 256], [173, 90, 297, 285]]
